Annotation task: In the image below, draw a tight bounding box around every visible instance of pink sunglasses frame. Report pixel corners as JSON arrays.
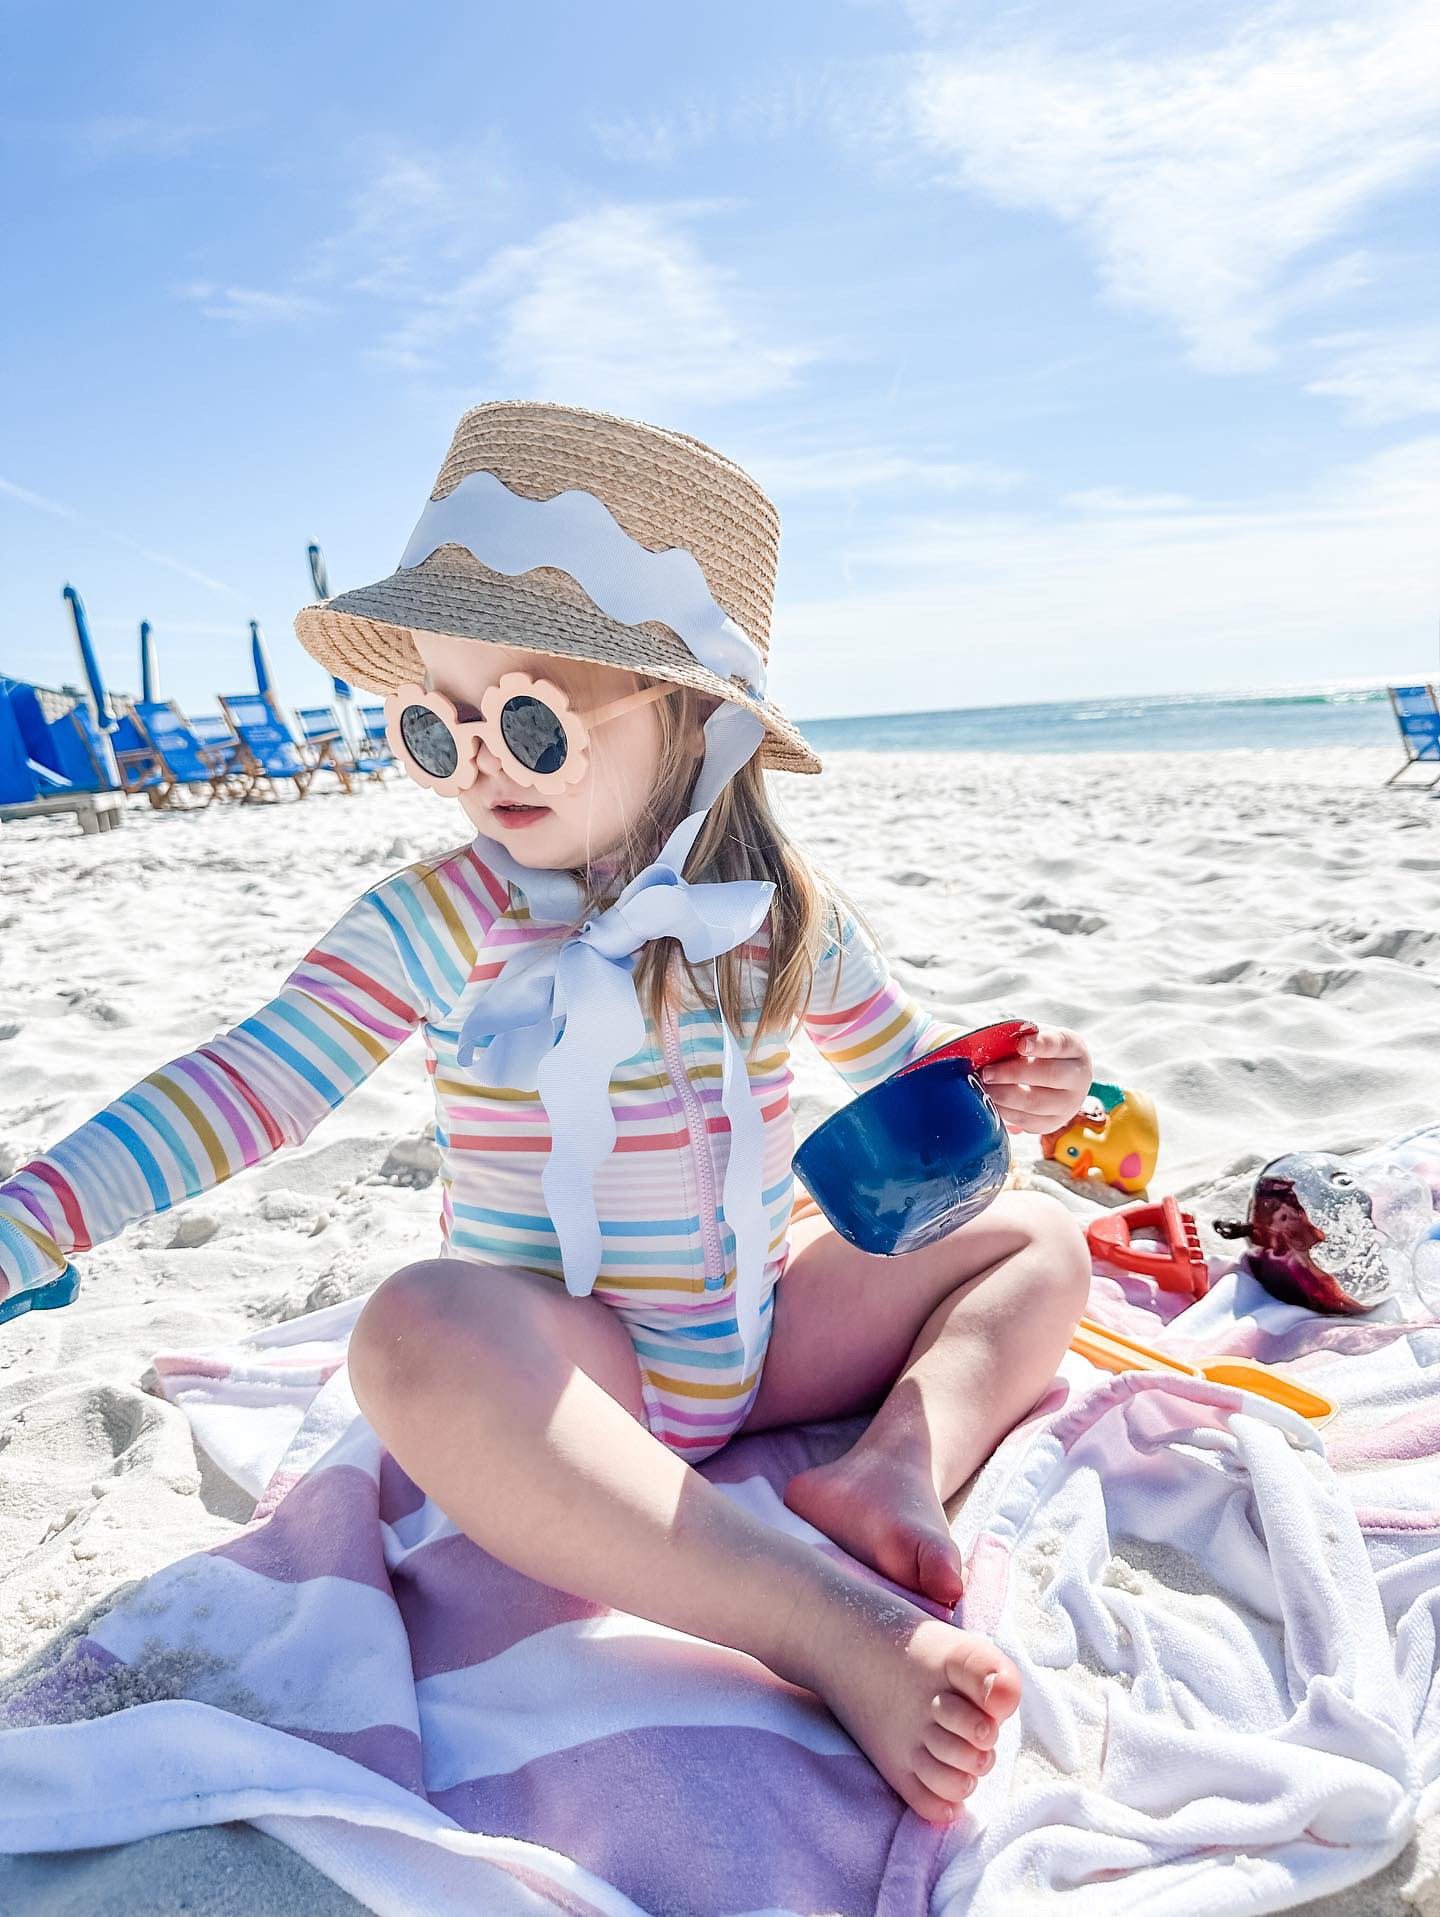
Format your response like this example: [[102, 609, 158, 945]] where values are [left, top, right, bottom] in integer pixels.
[[383, 671, 672, 799]]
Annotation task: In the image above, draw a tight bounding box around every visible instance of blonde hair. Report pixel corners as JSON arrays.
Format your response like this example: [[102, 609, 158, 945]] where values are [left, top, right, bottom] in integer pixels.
[[579, 678, 833, 1042]]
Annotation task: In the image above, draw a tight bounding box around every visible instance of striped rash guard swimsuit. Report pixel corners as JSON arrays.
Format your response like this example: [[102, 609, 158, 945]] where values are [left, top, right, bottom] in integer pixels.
[[0, 845, 952, 1461]]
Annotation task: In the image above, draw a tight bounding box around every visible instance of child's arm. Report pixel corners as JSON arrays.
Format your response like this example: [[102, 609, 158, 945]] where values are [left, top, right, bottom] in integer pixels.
[[0, 878, 435, 1307], [801, 908, 962, 1092], [802, 909, 1091, 1127]]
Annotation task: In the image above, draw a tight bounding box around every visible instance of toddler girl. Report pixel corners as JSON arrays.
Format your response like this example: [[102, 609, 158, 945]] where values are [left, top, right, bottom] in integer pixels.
[[0, 402, 1094, 1823]]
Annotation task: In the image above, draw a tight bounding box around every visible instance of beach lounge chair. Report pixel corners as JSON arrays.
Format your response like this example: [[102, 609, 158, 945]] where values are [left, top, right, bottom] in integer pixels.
[[0, 682, 128, 831], [294, 706, 356, 794], [126, 701, 245, 809], [218, 694, 314, 802], [295, 706, 393, 789], [0, 678, 128, 832], [1386, 685, 1440, 788], [1, 678, 111, 793], [189, 712, 244, 780], [358, 705, 397, 773]]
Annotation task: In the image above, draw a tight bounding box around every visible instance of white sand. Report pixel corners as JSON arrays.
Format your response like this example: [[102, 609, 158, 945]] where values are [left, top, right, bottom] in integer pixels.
[[1, 745, 1437, 1914]]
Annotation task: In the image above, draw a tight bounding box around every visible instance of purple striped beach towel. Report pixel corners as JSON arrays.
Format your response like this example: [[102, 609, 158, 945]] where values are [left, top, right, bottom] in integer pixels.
[[2, 1129, 1439, 1913]]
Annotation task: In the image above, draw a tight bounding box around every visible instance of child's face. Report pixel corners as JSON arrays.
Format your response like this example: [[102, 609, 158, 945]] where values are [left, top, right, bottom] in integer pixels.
[[412, 632, 666, 871]]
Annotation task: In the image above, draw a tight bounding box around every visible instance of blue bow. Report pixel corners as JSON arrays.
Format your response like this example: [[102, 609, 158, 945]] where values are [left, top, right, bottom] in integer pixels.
[[457, 706, 777, 1371]]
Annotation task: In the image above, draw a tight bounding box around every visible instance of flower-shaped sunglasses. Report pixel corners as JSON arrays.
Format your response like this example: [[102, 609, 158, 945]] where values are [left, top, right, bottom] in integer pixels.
[[384, 670, 673, 799]]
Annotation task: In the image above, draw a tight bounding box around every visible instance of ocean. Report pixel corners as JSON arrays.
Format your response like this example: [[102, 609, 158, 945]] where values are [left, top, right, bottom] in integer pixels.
[[798, 683, 1402, 756]]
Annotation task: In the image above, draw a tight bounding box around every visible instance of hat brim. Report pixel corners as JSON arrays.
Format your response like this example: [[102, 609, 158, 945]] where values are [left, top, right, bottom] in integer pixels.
[[294, 548, 820, 775]]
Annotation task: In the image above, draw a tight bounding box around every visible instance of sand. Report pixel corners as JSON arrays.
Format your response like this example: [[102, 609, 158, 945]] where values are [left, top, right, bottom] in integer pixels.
[[1, 744, 1436, 1913]]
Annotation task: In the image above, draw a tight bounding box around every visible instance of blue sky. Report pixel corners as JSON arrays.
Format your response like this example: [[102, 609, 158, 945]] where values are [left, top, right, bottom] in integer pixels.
[[3, 0, 1438, 722]]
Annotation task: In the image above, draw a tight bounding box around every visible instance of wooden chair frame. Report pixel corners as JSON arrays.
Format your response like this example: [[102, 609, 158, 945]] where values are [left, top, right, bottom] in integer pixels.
[[294, 707, 358, 795]]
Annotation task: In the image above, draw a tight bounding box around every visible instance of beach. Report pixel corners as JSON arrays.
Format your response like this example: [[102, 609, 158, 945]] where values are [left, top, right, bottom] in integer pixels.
[[1, 742, 1437, 1913]]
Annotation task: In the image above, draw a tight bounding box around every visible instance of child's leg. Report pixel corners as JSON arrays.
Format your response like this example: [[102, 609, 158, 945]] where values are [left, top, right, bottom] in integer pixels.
[[348, 1258, 1020, 1825], [743, 1192, 1092, 1607]]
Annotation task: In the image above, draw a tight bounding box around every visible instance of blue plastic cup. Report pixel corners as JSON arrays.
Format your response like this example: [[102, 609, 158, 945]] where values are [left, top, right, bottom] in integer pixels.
[[793, 1046, 1013, 1257]]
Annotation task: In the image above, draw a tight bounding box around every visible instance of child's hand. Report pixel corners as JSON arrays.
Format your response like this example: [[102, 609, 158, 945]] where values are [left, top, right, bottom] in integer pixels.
[[979, 1027, 1092, 1134]]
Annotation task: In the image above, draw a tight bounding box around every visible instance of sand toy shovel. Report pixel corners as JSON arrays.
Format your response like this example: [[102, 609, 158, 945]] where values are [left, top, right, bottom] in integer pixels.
[[1070, 1316, 1334, 1423]]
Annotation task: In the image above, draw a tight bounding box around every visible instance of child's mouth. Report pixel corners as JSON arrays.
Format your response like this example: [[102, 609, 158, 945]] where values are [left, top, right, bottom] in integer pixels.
[[491, 801, 551, 831]]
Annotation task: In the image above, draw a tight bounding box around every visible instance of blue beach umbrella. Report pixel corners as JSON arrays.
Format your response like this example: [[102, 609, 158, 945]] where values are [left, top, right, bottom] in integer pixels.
[[307, 543, 332, 601], [307, 541, 356, 744], [62, 584, 116, 732], [250, 620, 274, 700], [139, 621, 158, 704]]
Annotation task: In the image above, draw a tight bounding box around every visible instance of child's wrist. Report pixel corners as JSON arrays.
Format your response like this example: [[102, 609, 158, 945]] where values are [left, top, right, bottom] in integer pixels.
[[0, 1207, 70, 1295]]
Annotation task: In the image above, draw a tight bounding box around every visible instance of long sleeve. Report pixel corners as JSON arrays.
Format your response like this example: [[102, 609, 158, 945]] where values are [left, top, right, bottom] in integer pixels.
[[0, 877, 436, 1305], [801, 907, 961, 1094]]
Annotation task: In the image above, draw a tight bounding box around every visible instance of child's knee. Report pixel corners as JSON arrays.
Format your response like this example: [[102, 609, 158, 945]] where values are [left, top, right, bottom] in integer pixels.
[[349, 1259, 465, 1412], [1008, 1193, 1093, 1307]]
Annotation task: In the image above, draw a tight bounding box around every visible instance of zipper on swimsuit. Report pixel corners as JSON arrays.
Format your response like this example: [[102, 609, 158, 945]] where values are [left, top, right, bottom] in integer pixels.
[[659, 1005, 727, 1293]]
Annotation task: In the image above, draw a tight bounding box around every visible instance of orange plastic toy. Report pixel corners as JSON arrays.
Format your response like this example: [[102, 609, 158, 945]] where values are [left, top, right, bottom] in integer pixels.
[[1070, 1317, 1334, 1423], [1086, 1197, 1209, 1299]]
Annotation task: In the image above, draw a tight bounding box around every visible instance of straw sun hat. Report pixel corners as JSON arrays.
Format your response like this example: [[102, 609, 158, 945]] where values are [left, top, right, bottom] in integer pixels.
[[294, 400, 820, 775]]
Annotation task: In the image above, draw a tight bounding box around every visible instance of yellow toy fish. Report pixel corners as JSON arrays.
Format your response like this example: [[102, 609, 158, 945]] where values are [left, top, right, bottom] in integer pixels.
[[1041, 1081, 1159, 1196]]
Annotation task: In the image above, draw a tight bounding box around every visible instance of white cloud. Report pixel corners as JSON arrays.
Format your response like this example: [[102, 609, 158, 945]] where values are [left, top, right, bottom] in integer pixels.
[[0, 472, 236, 596], [592, 106, 720, 167], [771, 436, 1440, 715], [1063, 487, 1194, 512], [171, 143, 511, 330], [590, 70, 843, 166], [108, 537, 234, 595], [901, 0, 1440, 373], [0, 475, 79, 519], [1307, 327, 1440, 423], [305, 144, 510, 296], [745, 449, 1024, 496], [376, 204, 813, 412], [70, 115, 207, 161], [177, 282, 328, 325]]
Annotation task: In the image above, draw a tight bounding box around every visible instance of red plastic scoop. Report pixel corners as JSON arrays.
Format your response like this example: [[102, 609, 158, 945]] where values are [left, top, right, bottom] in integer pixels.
[[1086, 1196, 1210, 1298], [897, 1019, 1039, 1079]]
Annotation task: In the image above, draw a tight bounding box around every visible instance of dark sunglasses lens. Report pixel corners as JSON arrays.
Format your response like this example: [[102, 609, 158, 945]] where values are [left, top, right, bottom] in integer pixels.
[[400, 704, 459, 779], [500, 695, 568, 775]]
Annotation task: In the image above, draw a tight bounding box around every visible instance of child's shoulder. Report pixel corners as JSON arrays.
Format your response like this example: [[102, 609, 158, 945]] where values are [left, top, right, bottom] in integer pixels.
[[813, 896, 865, 965], [361, 840, 513, 925]]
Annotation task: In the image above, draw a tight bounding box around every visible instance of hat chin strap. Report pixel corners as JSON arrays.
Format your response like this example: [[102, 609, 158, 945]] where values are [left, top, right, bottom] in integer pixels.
[[458, 702, 775, 1374], [400, 469, 768, 700]]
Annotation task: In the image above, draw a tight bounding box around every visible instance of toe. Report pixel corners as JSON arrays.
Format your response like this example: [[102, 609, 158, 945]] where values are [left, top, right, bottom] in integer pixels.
[[923, 1722, 991, 1774], [905, 1777, 966, 1827], [944, 1640, 1022, 1721], [933, 1693, 997, 1747], [914, 1747, 978, 1806]]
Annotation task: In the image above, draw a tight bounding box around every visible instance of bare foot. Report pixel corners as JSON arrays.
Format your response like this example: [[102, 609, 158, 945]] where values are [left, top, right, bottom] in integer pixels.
[[788, 1592, 1021, 1825], [786, 1449, 967, 1608]]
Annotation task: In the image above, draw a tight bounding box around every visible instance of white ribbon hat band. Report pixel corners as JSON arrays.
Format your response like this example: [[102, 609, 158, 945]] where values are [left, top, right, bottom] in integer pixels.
[[400, 470, 768, 699]]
